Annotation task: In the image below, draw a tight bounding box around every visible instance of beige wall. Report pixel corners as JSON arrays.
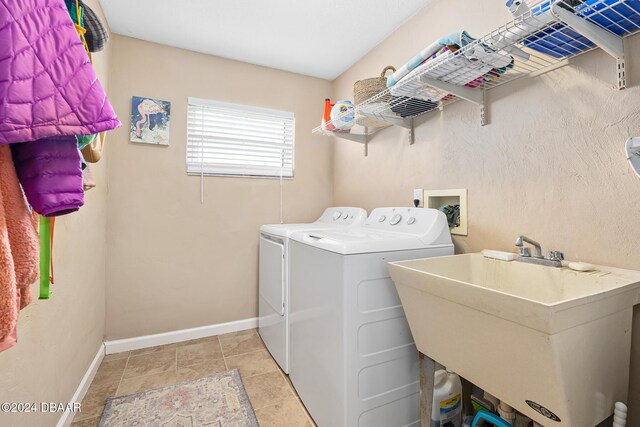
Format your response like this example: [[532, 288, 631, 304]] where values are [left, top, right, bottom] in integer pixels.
[[105, 35, 333, 339], [332, 0, 640, 422], [0, 1, 110, 426]]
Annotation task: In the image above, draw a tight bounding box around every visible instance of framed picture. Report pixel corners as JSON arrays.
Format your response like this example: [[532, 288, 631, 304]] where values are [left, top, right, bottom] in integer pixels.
[[130, 96, 171, 145]]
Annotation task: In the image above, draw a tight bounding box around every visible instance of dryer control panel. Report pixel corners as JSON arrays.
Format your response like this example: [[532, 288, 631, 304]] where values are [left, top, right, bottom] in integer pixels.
[[317, 207, 367, 225]]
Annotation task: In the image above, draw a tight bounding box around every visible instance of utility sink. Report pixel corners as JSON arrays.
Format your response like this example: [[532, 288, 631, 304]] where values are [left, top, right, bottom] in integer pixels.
[[388, 253, 640, 427]]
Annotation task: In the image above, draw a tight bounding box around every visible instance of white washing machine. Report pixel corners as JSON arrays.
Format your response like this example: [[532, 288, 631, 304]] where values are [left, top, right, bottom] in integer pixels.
[[288, 207, 454, 427], [258, 207, 367, 374]]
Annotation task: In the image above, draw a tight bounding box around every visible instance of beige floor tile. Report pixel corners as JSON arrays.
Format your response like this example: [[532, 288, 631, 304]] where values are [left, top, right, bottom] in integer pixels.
[[225, 349, 278, 378], [219, 328, 256, 339], [102, 352, 129, 362], [176, 358, 228, 381], [255, 398, 314, 427], [243, 371, 294, 410], [220, 331, 266, 357], [122, 349, 176, 379], [130, 343, 177, 356], [177, 335, 220, 347], [177, 338, 223, 368], [91, 359, 128, 387], [70, 415, 100, 427], [79, 331, 309, 426], [75, 382, 118, 421], [116, 371, 180, 396]]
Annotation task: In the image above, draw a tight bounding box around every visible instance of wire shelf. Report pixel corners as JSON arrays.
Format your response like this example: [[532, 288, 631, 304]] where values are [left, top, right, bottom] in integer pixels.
[[313, 0, 640, 148]]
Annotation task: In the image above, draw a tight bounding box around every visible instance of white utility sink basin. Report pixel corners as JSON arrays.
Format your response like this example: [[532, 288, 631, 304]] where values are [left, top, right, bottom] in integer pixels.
[[389, 253, 640, 427]]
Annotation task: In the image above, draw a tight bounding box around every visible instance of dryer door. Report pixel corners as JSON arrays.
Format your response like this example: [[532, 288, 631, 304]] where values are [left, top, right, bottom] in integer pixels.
[[259, 234, 285, 316], [259, 233, 288, 372]]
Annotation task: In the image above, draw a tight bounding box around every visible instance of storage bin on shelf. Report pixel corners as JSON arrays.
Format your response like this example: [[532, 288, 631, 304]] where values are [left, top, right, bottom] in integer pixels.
[[522, 1, 594, 57], [522, 0, 640, 58], [354, 66, 397, 126], [354, 66, 395, 105], [580, 0, 640, 34]]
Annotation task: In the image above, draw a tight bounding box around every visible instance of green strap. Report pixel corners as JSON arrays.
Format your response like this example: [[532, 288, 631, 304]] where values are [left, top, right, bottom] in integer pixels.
[[39, 216, 52, 299]]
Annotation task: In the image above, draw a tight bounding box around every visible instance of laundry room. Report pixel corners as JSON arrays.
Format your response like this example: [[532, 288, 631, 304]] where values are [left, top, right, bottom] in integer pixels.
[[1, 0, 640, 426]]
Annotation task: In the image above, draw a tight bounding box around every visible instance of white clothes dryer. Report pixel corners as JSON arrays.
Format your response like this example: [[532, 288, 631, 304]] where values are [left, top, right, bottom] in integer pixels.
[[258, 207, 367, 374]]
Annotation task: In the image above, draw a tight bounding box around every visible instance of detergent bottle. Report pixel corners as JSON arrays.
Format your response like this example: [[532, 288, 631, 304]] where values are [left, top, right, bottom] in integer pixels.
[[432, 370, 463, 427], [330, 100, 355, 132], [322, 98, 336, 131]]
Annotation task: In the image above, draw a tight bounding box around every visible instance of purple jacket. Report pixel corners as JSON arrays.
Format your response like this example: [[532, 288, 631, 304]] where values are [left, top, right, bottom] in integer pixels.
[[11, 136, 83, 217], [0, 0, 121, 144]]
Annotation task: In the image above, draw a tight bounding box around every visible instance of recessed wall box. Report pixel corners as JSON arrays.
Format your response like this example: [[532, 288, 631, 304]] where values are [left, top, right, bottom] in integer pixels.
[[424, 189, 467, 236]]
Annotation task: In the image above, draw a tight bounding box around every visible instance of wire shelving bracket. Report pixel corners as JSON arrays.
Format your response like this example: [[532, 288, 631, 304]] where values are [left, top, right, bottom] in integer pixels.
[[617, 57, 627, 88], [551, 3, 627, 88], [552, 4, 624, 58], [320, 131, 370, 144], [421, 77, 487, 125]]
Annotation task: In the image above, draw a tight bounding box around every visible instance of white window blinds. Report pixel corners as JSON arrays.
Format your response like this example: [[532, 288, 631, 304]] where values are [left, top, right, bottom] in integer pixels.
[[187, 97, 295, 178]]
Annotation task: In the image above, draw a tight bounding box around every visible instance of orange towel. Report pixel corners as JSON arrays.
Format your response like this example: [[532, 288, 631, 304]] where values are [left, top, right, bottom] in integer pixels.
[[0, 145, 39, 351]]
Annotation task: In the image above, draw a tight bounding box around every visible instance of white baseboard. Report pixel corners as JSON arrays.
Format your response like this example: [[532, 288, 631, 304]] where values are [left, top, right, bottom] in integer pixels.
[[57, 344, 105, 427], [103, 317, 258, 355]]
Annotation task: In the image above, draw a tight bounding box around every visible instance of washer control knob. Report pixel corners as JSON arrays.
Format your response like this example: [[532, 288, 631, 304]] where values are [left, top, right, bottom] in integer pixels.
[[332, 211, 342, 221], [390, 214, 402, 225], [378, 215, 386, 223], [407, 217, 416, 225], [342, 213, 349, 219]]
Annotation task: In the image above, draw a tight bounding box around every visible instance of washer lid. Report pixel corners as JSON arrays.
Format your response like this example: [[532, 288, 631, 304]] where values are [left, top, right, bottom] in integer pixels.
[[261, 222, 348, 238], [289, 228, 450, 255]]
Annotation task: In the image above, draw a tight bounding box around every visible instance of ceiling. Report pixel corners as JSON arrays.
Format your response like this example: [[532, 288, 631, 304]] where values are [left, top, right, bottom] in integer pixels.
[[99, 0, 431, 80]]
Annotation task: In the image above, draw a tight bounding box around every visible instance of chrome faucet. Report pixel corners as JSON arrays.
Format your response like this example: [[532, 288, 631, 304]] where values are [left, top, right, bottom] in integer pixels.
[[515, 235, 564, 267], [515, 235, 542, 258]]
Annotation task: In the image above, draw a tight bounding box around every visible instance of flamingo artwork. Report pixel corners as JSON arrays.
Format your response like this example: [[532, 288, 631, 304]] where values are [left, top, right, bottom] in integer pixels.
[[130, 96, 171, 145]]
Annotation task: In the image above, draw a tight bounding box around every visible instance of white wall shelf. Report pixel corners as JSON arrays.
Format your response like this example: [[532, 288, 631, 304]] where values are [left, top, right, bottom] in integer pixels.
[[312, 0, 640, 154]]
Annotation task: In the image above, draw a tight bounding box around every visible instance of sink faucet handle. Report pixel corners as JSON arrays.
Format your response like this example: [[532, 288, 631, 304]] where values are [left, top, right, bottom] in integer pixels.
[[515, 235, 543, 258], [519, 247, 531, 257], [546, 250, 564, 261]]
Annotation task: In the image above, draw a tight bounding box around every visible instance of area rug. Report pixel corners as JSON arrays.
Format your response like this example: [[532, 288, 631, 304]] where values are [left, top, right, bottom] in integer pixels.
[[99, 369, 258, 427]]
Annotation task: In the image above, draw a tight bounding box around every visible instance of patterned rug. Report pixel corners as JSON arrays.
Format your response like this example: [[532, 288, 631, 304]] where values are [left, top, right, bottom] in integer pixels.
[[99, 369, 258, 427]]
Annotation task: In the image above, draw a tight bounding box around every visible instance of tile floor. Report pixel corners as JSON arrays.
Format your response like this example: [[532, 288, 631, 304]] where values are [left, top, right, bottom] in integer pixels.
[[70, 329, 315, 427]]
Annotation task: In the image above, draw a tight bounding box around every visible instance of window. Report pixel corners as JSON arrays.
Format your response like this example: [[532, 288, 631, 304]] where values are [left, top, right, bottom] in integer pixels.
[[187, 97, 294, 178]]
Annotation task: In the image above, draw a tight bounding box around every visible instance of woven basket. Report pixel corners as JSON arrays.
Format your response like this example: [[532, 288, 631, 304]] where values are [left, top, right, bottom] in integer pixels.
[[353, 66, 396, 105]]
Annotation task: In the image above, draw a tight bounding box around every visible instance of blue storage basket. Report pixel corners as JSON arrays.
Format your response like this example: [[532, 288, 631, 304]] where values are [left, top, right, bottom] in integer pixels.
[[523, 23, 594, 58], [578, 0, 640, 35], [523, 0, 640, 58], [523, 0, 594, 58]]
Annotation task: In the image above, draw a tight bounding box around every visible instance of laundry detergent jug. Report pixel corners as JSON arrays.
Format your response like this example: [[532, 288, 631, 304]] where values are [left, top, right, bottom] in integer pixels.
[[433, 370, 463, 427]]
